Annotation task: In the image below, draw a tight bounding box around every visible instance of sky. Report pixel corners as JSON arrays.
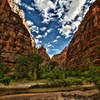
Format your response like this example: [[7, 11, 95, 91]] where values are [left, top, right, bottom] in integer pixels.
[[14, 0, 95, 57]]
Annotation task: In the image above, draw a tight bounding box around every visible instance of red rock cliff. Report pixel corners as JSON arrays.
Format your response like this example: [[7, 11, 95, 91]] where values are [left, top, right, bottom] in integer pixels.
[[0, 0, 50, 66], [52, 47, 68, 68], [37, 46, 50, 64], [0, 0, 34, 66], [64, 0, 100, 69]]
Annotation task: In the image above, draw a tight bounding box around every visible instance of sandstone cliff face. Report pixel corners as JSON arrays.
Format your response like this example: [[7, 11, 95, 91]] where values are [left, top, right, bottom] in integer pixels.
[[64, 0, 100, 69], [8, 0, 36, 48], [0, 0, 50, 66], [37, 46, 50, 64], [52, 47, 68, 66], [0, 0, 34, 66]]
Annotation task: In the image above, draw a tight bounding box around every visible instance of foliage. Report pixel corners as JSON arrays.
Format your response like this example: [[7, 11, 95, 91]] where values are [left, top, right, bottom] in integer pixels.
[[0, 63, 11, 85], [14, 56, 29, 79], [48, 77, 82, 87], [14, 52, 44, 80], [0, 63, 10, 74], [27, 52, 44, 80], [0, 76, 11, 85]]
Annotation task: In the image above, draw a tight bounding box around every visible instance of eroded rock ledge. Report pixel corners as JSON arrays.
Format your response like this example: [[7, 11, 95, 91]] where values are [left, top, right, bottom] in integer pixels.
[[7, 0, 36, 47], [0, 0, 34, 65]]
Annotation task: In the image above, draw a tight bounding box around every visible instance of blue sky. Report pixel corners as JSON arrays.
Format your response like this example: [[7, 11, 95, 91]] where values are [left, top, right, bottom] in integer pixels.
[[14, 0, 95, 57]]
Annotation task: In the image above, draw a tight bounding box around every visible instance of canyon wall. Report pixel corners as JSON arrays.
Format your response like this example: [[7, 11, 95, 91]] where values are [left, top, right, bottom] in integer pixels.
[[52, 47, 68, 68], [64, 0, 100, 69], [52, 0, 100, 70], [0, 0, 50, 66]]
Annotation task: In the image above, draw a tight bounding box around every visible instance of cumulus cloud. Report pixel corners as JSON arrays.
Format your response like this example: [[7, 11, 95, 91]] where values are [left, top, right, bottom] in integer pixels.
[[47, 44, 53, 47], [56, 36, 61, 39], [21, 3, 35, 11], [40, 27, 46, 31], [14, 0, 21, 4], [64, 0, 86, 21], [53, 40, 58, 43], [34, 0, 56, 16], [58, 25, 72, 38], [26, 20, 34, 26], [36, 35, 42, 39], [43, 29, 52, 38], [30, 25, 39, 33]]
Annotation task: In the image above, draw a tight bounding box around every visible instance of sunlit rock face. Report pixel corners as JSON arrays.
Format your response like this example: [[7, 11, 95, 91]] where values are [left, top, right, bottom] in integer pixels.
[[8, 0, 36, 48], [64, 0, 100, 69], [0, 0, 34, 66]]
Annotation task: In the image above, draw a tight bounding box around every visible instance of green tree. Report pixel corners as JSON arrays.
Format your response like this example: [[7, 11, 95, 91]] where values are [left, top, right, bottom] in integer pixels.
[[14, 56, 29, 80], [0, 63, 11, 85], [27, 52, 44, 80], [0, 63, 10, 75]]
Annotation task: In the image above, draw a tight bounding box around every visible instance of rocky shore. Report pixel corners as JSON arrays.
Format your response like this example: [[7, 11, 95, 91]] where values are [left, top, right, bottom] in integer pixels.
[[0, 89, 99, 100]]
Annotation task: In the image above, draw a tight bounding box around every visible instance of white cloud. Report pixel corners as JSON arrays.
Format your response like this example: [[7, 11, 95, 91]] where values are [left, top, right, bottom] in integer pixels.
[[34, 0, 56, 17], [48, 44, 52, 47], [72, 21, 80, 28], [36, 35, 42, 39], [43, 29, 52, 38], [40, 27, 46, 31], [22, 3, 34, 11], [43, 32, 48, 38], [35, 39, 42, 47], [30, 25, 39, 33], [59, 25, 71, 38], [14, 0, 21, 4], [64, 0, 86, 21], [47, 29, 52, 33], [52, 49, 61, 53], [56, 36, 61, 39], [35, 39, 39, 44], [26, 20, 34, 26], [53, 40, 58, 43]]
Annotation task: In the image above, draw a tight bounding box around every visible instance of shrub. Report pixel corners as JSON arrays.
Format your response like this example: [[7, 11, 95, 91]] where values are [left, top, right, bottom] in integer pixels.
[[64, 77, 82, 86], [0, 76, 11, 85], [0, 63, 10, 74]]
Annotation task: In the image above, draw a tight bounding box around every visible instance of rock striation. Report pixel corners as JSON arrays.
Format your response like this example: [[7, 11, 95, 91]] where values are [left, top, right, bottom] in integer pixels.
[[52, 47, 68, 68], [37, 46, 50, 64], [0, 0, 35, 66], [64, 0, 100, 69], [0, 0, 50, 66]]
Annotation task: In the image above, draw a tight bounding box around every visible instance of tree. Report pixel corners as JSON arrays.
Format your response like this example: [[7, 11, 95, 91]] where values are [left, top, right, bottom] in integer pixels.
[[0, 63, 10, 74], [0, 63, 11, 85], [27, 52, 44, 80], [14, 56, 29, 79]]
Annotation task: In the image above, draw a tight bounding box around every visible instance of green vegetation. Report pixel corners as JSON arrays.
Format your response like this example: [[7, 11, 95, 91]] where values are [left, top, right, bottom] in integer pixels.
[[15, 52, 44, 80], [0, 63, 11, 85], [0, 50, 100, 88]]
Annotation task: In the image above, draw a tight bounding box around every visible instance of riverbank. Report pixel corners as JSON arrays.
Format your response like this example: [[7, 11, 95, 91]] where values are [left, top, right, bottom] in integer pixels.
[[0, 82, 98, 96], [0, 89, 99, 100]]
